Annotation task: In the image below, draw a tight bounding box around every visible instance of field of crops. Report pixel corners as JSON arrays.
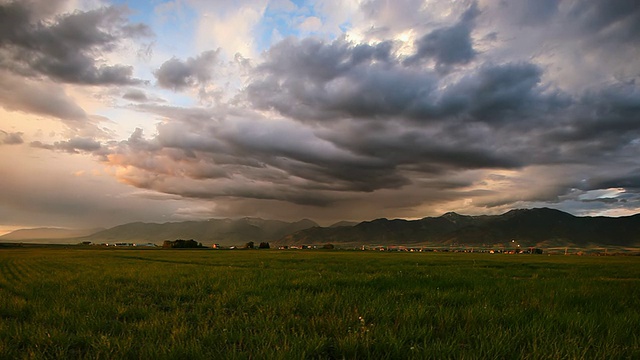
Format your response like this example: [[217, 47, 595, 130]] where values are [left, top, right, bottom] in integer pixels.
[[1, 248, 639, 359]]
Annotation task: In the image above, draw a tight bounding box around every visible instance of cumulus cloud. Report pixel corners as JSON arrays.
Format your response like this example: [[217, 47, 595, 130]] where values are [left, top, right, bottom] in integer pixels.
[[154, 50, 220, 90], [194, 1, 266, 59], [404, 2, 479, 69], [122, 89, 149, 102], [246, 37, 423, 120]]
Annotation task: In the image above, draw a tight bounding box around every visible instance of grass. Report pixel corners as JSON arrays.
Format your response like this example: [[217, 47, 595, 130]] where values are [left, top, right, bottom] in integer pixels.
[[0, 248, 639, 359]]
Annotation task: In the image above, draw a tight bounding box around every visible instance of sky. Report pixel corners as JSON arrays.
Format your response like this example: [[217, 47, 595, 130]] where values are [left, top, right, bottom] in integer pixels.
[[1, 0, 640, 233]]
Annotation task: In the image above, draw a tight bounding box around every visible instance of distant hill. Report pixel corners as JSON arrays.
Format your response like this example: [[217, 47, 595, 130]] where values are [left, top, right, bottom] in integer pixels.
[[0, 227, 104, 242], [278, 208, 640, 248], [80, 218, 319, 246]]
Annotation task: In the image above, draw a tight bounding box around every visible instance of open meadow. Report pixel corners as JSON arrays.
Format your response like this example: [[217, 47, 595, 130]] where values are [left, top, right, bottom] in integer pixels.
[[1, 248, 639, 359]]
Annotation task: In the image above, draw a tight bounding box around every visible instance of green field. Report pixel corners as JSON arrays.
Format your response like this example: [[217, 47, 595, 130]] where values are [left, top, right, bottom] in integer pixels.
[[1, 248, 639, 359]]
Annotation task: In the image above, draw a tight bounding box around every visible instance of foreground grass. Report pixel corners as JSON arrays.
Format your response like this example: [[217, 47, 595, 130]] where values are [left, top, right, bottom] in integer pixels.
[[0, 249, 639, 359]]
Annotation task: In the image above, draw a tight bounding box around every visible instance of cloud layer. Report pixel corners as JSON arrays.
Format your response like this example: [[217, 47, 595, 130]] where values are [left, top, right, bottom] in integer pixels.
[[1, 0, 640, 229]]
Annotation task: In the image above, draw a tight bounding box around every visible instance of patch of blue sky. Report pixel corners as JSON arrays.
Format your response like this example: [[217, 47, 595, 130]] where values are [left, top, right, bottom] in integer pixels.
[[99, 88, 199, 139], [108, 0, 156, 24], [109, 1, 199, 58], [338, 21, 352, 35], [254, 0, 346, 52], [151, 4, 200, 55], [152, 88, 200, 108], [254, 11, 297, 52]]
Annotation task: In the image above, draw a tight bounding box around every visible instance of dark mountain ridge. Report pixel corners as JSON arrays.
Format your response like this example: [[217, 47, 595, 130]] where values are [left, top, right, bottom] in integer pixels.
[[278, 208, 640, 247]]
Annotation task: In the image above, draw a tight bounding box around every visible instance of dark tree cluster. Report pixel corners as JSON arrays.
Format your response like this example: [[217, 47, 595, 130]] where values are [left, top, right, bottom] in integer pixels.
[[162, 239, 203, 249], [242, 241, 270, 249]]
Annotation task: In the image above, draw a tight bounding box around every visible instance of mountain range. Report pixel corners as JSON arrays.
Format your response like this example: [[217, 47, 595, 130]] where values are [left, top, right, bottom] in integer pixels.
[[279, 208, 640, 248], [76, 218, 319, 246], [2, 208, 640, 248]]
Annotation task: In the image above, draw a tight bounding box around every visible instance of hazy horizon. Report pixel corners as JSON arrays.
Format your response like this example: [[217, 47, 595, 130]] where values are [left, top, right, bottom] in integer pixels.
[[4, 207, 640, 238]]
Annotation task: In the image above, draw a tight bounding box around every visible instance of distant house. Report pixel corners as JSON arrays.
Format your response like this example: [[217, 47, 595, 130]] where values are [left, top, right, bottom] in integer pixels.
[[137, 243, 157, 247]]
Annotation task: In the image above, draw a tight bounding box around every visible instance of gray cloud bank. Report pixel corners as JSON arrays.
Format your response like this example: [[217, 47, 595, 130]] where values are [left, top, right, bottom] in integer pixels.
[[11, 0, 640, 222], [0, 1, 150, 85]]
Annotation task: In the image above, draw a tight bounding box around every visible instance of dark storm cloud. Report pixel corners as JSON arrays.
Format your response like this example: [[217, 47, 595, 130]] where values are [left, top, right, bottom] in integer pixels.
[[404, 2, 479, 69], [322, 121, 523, 175], [154, 50, 219, 90], [567, 0, 640, 44], [252, 37, 393, 86], [0, 1, 150, 85], [92, 96, 535, 210], [98, 127, 345, 206], [21, 0, 640, 220], [542, 82, 640, 162], [436, 62, 568, 123], [246, 37, 434, 120], [500, 0, 559, 27], [583, 168, 640, 191], [247, 35, 563, 126], [214, 119, 409, 192], [102, 115, 409, 197], [577, 82, 640, 136], [103, 21, 583, 208]]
